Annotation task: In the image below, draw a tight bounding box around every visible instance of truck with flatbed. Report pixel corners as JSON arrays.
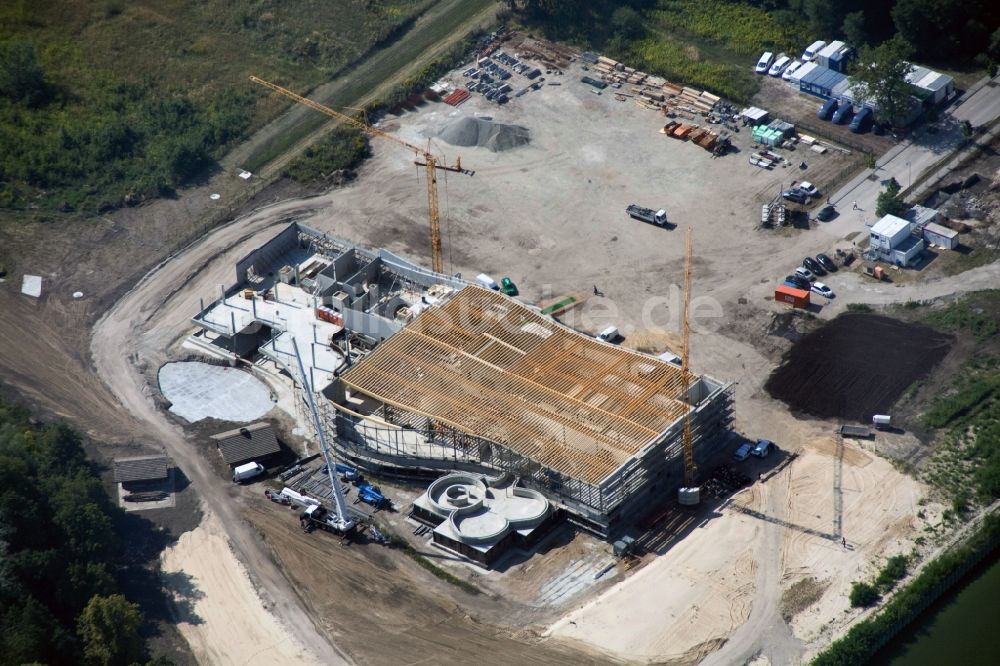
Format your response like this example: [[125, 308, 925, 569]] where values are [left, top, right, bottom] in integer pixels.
[[626, 204, 669, 227]]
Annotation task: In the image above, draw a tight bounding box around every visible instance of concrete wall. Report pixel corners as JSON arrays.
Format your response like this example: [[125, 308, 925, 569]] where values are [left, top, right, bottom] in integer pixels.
[[234, 223, 302, 285]]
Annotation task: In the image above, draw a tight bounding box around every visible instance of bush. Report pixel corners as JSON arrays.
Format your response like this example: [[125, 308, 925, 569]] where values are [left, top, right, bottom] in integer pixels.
[[850, 581, 880, 607], [875, 555, 909, 592], [284, 127, 369, 185], [847, 303, 873, 313]]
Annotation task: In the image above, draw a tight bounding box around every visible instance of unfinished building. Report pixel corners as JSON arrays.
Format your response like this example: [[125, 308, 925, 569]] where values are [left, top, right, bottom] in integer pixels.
[[191, 223, 733, 538]]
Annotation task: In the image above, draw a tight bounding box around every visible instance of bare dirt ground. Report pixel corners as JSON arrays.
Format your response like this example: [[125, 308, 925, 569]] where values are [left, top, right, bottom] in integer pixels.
[[2, 35, 996, 666]]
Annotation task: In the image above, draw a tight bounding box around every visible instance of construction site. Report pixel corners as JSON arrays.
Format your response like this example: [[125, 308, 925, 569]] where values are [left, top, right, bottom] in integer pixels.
[[0, 24, 986, 666], [191, 221, 734, 543]]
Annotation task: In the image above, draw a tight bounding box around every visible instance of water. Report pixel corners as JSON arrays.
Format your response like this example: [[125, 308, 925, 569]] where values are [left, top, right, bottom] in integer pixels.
[[878, 555, 1000, 665]]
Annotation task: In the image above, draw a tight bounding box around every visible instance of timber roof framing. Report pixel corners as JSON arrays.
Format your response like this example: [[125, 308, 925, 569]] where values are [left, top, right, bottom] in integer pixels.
[[339, 286, 693, 484]]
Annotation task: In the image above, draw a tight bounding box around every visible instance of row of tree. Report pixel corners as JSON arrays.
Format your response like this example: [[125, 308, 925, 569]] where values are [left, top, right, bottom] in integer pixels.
[[0, 400, 164, 665], [508, 0, 1000, 66]]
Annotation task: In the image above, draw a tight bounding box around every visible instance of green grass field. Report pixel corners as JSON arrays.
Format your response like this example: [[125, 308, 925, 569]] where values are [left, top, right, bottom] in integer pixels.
[[0, 0, 434, 211]]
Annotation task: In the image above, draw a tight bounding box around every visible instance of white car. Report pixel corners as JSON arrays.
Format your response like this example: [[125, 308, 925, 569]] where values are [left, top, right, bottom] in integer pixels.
[[755, 52, 775, 74], [811, 282, 835, 298], [797, 181, 820, 197], [768, 55, 791, 77], [801, 40, 826, 62], [782, 60, 802, 81]]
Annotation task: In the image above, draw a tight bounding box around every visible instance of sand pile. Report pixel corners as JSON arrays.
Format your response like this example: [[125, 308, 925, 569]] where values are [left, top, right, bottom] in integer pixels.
[[436, 116, 530, 152]]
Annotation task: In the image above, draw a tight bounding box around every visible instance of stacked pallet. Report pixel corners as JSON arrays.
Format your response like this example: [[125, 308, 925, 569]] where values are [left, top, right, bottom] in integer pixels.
[[443, 88, 470, 106], [587, 52, 722, 116]]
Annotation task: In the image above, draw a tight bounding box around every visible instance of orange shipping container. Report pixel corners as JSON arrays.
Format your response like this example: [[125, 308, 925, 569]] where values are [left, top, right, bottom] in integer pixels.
[[774, 285, 810, 309]]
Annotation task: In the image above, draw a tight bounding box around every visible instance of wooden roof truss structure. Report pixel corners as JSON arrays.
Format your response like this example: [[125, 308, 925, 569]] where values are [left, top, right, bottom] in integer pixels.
[[340, 286, 693, 485]]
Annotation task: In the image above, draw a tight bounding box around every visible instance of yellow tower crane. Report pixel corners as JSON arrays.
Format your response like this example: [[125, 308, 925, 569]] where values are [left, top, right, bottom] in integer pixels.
[[250, 76, 473, 273], [679, 227, 700, 505]]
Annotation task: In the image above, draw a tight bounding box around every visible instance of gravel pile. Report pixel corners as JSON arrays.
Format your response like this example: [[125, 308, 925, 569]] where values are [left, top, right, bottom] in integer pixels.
[[436, 116, 530, 152]]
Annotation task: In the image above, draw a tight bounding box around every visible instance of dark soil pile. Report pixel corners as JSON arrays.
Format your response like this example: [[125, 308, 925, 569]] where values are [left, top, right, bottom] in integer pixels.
[[765, 314, 953, 421]]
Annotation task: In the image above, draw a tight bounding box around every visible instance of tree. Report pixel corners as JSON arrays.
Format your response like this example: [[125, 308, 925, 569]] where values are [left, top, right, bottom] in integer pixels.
[[875, 178, 910, 217], [0, 41, 51, 107], [77, 594, 144, 666], [848, 35, 915, 129], [610, 6, 643, 40], [892, 0, 997, 60], [849, 581, 879, 607], [842, 11, 868, 47]]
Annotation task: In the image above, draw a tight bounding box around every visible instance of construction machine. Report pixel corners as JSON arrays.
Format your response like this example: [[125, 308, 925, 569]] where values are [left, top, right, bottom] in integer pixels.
[[250, 76, 473, 273], [678, 228, 700, 506]]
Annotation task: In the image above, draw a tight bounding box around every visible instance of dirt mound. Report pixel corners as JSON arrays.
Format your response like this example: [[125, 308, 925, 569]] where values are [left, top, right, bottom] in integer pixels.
[[436, 116, 530, 152], [765, 314, 953, 421]]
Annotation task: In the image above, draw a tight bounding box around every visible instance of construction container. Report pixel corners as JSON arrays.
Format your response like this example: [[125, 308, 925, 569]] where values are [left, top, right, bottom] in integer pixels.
[[316, 305, 344, 326], [774, 285, 810, 308]]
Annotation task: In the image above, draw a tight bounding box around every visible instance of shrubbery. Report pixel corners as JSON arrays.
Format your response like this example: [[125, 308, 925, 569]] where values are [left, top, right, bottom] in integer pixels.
[[0, 400, 163, 663]]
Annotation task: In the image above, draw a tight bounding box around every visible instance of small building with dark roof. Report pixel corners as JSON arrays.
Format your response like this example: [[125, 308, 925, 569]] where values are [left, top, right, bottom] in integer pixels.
[[211, 422, 280, 466], [113, 455, 170, 485]]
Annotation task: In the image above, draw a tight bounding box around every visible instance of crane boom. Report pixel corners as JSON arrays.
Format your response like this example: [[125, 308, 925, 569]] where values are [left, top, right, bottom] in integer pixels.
[[681, 228, 697, 488], [250, 76, 470, 273]]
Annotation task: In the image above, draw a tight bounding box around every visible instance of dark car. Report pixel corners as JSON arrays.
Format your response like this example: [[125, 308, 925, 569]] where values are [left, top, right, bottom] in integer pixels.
[[849, 106, 874, 133], [815, 204, 836, 221], [803, 256, 825, 275], [817, 98, 838, 120], [785, 274, 810, 289], [816, 253, 837, 272], [832, 103, 854, 124], [782, 189, 807, 204]]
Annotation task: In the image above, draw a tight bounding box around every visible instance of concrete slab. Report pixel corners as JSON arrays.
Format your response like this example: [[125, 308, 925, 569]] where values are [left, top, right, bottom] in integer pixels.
[[21, 274, 41, 297], [158, 361, 275, 423]]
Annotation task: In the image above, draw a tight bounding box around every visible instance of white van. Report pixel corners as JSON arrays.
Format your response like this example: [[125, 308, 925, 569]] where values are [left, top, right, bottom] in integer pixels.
[[233, 461, 265, 483], [801, 40, 826, 62], [755, 52, 775, 74], [475, 273, 500, 290], [768, 55, 791, 77], [597, 326, 619, 343]]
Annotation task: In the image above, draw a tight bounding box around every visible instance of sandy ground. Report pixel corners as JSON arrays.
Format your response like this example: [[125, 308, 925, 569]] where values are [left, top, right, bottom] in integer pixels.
[[548, 432, 928, 665], [161, 511, 331, 665]]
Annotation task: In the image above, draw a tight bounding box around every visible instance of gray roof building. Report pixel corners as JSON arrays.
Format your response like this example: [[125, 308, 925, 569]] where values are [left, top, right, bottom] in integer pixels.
[[211, 422, 280, 465], [113, 455, 169, 483]]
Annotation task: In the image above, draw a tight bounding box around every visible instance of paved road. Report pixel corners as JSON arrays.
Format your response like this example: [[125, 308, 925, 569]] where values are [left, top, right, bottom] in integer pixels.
[[822, 71, 1000, 241]]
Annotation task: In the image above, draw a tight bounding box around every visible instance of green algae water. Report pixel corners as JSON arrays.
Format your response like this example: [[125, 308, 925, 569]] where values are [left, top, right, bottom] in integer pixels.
[[878, 556, 1000, 665]]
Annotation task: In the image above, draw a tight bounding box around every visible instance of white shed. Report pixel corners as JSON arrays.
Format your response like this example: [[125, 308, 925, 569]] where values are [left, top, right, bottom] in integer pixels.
[[923, 222, 959, 249]]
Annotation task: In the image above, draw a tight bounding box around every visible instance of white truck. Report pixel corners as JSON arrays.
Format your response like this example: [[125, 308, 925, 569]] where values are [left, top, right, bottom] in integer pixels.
[[626, 204, 668, 227]]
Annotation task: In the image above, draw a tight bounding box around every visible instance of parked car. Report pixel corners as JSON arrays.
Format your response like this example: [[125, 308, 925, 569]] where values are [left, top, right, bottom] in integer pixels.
[[797, 181, 819, 197], [782, 189, 807, 204], [816, 253, 837, 272], [803, 256, 824, 275], [751, 439, 774, 458], [832, 103, 854, 124], [850, 106, 874, 133], [734, 442, 754, 461], [755, 52, 775, 74], [811, 282, 835, 298], [769, 55, 791, 77], [785, 274, 810, 289], [794, 266, 815, 282], [782, 60, 803, 81], [801, 40, 827, 62], [817, 98, 838, 120], [815, 204, 836, 221]]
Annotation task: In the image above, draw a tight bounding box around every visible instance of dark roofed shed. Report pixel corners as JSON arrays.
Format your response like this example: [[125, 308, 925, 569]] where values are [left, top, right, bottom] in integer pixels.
[[211, 422, 280, 465], [114, 455, 169, 483]]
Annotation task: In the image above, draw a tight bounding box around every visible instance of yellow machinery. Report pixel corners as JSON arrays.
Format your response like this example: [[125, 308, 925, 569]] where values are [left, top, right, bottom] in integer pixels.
[[250, 76, 472, 273], [680, 228, 699, 499]]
